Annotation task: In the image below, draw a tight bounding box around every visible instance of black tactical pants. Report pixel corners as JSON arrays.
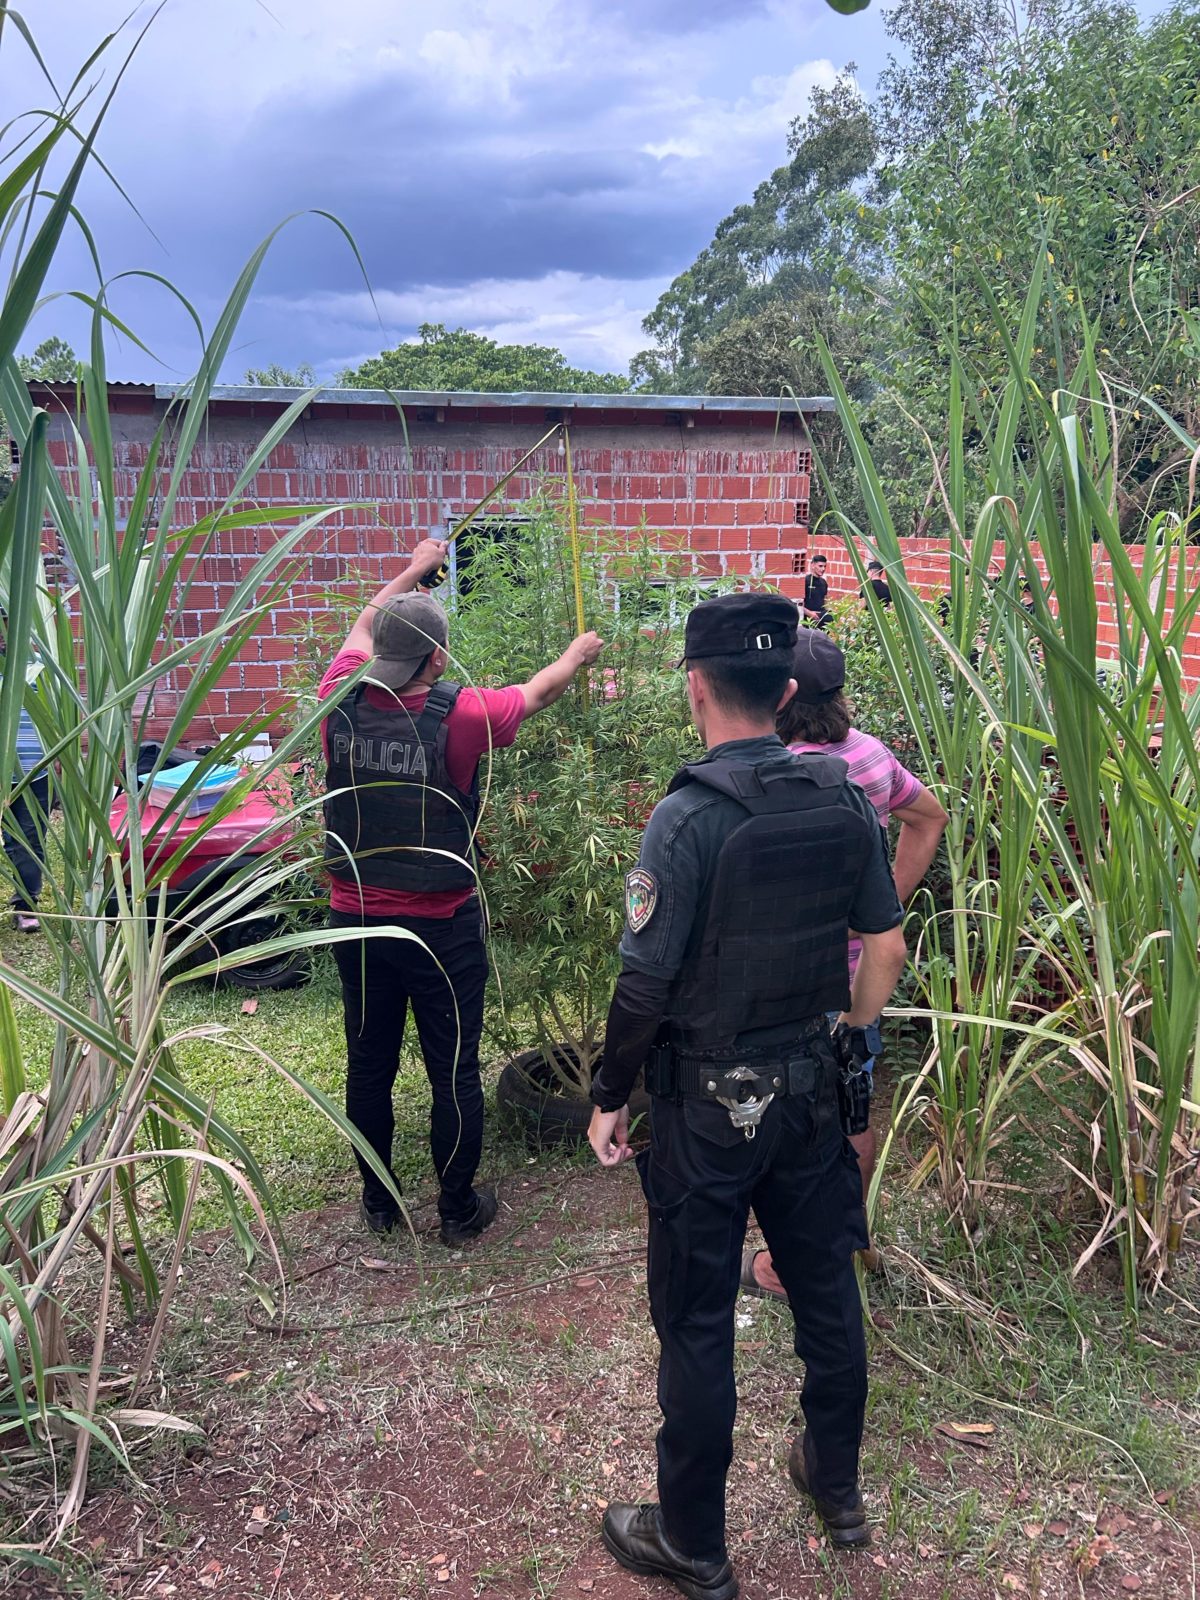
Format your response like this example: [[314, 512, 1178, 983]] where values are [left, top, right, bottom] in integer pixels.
[[4, 774, 49, 910], [330, 903, 488, 1224], [639, 1060, 868, 1563]]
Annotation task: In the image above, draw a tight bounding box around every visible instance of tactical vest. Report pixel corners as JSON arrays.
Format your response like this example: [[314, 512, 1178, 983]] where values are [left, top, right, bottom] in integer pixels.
[[323, 681, 479, 894], [665, 754, 876, 1050]]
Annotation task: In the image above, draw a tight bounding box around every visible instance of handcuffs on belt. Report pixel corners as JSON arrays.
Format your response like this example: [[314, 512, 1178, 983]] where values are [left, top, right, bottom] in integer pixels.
[[697, 1023, 873, 1140], [699, 1063, 785, 1140]]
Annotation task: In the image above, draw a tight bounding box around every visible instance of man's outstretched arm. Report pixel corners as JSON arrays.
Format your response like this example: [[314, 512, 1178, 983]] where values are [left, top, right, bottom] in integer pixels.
[[519, 632, 605, 715]]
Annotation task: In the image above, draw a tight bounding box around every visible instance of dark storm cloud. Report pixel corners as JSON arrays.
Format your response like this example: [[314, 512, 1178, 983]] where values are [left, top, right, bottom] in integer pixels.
[[114, 53, 725, 301], [33, 0, 844, 378]]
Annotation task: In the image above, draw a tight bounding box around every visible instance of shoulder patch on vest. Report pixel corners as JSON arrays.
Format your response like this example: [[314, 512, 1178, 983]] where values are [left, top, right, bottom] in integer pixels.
[[625, 868, 659, 934]]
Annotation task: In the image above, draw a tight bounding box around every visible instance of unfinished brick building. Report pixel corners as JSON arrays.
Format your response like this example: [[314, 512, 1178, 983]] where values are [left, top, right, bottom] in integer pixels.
[[32, 383, 829, 739]]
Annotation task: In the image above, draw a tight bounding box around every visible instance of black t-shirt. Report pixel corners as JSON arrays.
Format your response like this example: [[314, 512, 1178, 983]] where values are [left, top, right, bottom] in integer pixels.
[[861, 577, 892, 605], [804, 573, 829, 613]]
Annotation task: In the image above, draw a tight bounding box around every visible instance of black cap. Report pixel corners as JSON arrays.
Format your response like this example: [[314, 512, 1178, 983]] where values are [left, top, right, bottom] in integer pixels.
[[791, 629, 845, 704], [682, 592, 799, 662]]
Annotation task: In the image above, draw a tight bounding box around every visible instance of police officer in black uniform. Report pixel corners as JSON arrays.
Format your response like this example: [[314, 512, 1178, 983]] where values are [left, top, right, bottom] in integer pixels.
[[587, 592, 907, 1600]]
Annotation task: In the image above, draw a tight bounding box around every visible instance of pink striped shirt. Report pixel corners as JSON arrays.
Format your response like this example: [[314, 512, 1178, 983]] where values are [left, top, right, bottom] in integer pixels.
[[789, 728, 924, 977]]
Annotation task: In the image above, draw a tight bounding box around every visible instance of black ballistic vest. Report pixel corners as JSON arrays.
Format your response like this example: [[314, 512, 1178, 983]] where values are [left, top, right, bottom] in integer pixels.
[[323, 681, 479, 894], [665, 754, 876, 1050]]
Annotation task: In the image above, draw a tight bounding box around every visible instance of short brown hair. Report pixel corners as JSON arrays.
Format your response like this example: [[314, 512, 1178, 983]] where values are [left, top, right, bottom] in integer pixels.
[[777, 687, 853, 746]]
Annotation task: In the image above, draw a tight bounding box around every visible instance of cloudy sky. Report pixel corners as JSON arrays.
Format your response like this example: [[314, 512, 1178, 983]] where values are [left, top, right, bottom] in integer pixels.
[[3, 1, 1156, 385]]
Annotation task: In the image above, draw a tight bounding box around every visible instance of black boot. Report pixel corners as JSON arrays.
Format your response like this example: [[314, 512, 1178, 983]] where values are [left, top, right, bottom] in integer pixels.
[[360, 1200, 400, 1235], [787, 1432, 871, 1548], [439, 1185, 498, 1247], [601, 1503, 738, 1600]]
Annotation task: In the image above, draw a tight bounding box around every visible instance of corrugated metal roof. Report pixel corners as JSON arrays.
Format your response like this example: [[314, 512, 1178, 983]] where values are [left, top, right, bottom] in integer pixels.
[[153, 384, 833, 414], [27, 380, 155, 396]]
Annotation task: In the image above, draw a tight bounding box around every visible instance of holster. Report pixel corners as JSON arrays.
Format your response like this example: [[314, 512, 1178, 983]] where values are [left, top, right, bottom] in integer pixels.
[[645, 1040, 674, 1098], [836, 1067, 873, 1136], [831, 1022, 873, 1136]]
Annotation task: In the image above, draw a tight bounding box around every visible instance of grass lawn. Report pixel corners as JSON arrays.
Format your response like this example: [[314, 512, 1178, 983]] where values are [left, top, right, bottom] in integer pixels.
[[2, 922, 570, 1230], [3, 925, 1199, 1598]]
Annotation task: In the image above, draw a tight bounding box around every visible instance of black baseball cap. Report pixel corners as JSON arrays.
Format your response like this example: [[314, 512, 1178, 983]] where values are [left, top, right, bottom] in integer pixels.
[[791, 629, 845, 704], [682, 592, 799, 663]]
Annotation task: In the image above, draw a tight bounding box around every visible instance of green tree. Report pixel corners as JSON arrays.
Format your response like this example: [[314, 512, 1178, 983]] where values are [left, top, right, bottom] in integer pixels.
[[6, 340, 79, 499], [243, 361, 317, 386], [340, 323, 629, 394], [631, 72, 877, 394], [869, 0, 1200, 531], [696, 296, 869, 401], [872, 0, 1127, 158], [638, 1, 1198, 534], [16, 335, 78, 381]]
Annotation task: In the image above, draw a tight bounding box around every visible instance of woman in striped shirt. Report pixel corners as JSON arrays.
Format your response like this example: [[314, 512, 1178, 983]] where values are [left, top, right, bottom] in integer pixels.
[[743, 629, 947, 1297]]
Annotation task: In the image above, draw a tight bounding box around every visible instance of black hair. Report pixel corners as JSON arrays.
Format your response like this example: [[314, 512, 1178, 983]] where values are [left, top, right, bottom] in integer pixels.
[[690, 649, 794, 720], [867, 560, 883, 573], [811, 553, 827, 564], [777, 687, 854, 747], [392, 650, 434, 693]]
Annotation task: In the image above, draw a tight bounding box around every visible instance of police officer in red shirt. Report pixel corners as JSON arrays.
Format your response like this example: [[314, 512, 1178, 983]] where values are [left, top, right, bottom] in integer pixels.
[[321, 538, 603, 1244]]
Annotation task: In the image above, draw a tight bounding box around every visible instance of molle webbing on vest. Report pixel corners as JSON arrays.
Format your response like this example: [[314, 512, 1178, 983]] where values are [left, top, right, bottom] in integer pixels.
[[323, 680, 478, 893], [665, 755, 873, 1050]]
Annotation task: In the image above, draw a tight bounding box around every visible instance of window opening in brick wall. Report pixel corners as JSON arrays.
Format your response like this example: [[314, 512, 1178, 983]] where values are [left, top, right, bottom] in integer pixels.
[[7, 437, 19, 471], [444, 515, 529, 601]]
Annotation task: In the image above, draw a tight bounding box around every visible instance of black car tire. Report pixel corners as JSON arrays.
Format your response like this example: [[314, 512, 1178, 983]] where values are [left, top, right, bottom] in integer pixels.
[[215, 913, 310, 991], [495, 1046, 649, 1148]]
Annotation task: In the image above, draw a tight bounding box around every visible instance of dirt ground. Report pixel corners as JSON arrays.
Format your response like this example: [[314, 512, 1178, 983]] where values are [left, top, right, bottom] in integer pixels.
[[8, 1157, 1197, 1600]]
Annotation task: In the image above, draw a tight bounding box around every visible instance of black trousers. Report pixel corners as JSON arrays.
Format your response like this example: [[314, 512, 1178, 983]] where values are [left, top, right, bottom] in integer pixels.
[[639, 1055, 868, 1563], [330, 903, 488, 1224], [4, 774, 49, 911]]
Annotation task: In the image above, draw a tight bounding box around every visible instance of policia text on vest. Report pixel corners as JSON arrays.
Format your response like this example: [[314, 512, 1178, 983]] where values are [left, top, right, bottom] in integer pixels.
[[319, 539, 604, 1247], [587, 592, 908, 1600], [325, 681, 479, 893], [330, 726, 432, 777]]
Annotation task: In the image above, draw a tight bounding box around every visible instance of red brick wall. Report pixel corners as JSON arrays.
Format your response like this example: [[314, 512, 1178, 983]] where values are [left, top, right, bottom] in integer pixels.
[[42, 395, 1199, 742], [47, 406, 813, 742], [798, 538, 1200, 686]]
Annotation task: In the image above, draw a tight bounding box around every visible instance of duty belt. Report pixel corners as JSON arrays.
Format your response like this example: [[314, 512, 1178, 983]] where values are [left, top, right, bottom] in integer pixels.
[[648, 1017, 831, 1140]]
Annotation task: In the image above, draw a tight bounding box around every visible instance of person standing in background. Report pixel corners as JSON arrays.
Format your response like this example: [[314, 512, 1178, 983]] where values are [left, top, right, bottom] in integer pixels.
[[860, 560, 892, 608], [802, 553, 833, 629]]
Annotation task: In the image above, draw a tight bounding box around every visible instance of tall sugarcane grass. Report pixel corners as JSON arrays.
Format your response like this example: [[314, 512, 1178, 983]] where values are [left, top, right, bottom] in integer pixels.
[[819, 266, 1200, 1316], [0, 21, 431, 1544]]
